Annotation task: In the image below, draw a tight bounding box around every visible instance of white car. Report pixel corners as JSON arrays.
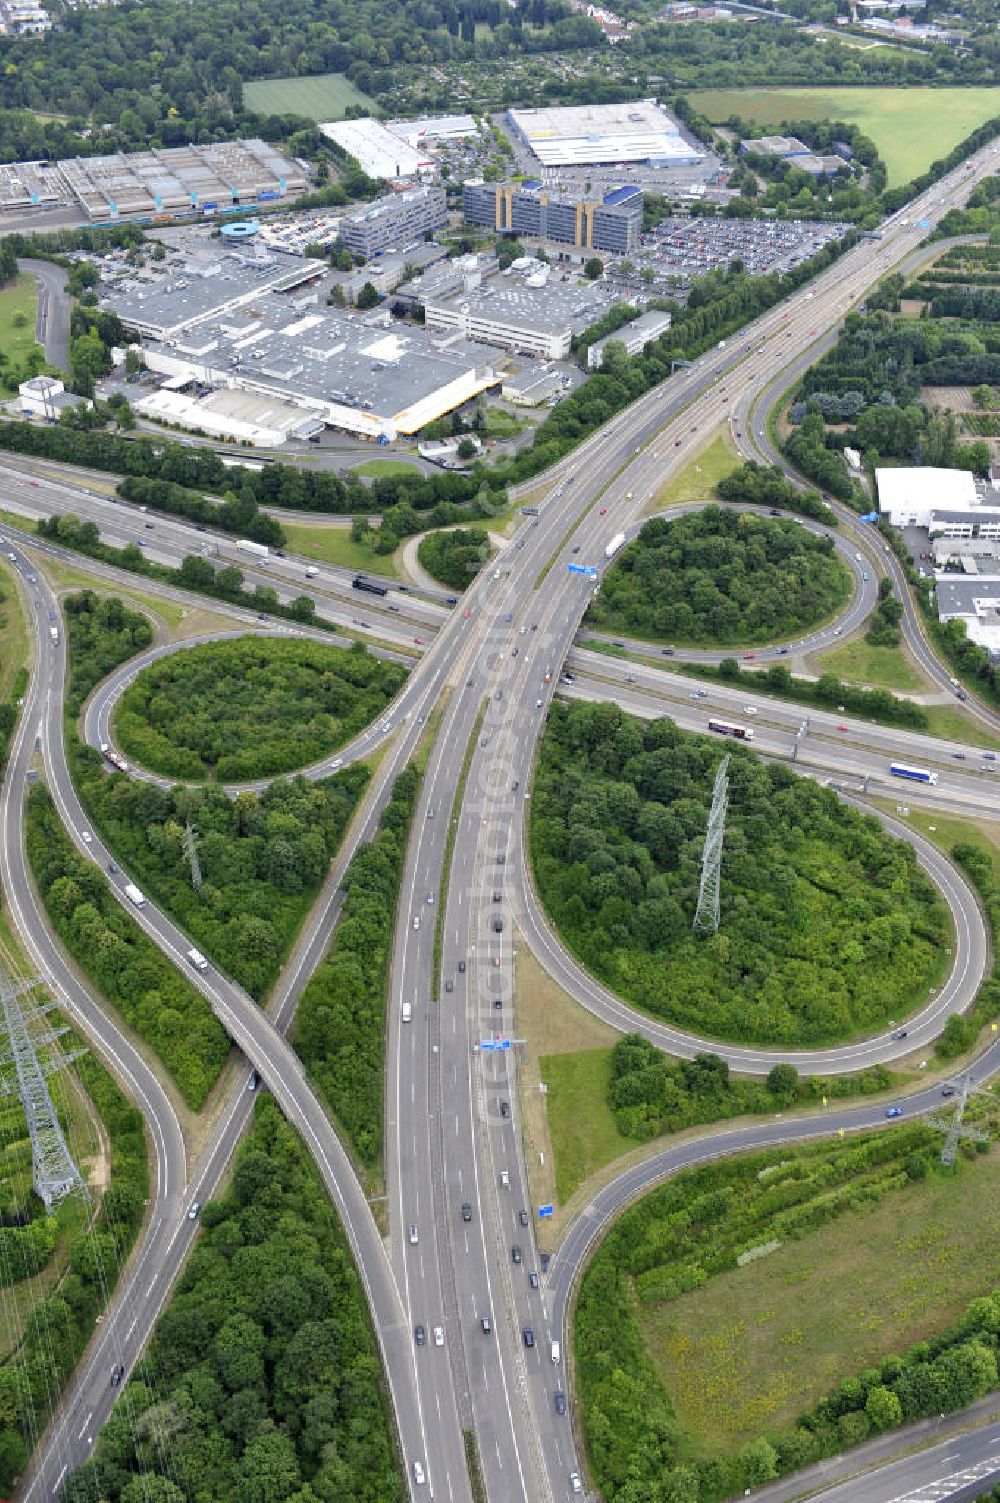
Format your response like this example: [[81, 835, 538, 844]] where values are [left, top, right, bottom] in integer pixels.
[[570, 1473, 583, 1495], [413, 1461, 426, 1486], [413, 916, 420, 931], [433, 1325, 444, 1347], [81, 830, 93, 844], [742, 707, 757, 717], [409, 1223, 418, 1245]]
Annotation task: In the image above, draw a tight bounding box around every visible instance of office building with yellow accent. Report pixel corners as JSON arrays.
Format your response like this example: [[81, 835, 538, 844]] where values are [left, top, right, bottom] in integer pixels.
[[462, 179, 642, 256]]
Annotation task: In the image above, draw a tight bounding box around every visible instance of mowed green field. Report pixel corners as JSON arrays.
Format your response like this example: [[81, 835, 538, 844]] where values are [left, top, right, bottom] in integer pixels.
[[689, 86, 1000, 186], [642, 1153, 1000, 1453], [243, 72, 375, 121]]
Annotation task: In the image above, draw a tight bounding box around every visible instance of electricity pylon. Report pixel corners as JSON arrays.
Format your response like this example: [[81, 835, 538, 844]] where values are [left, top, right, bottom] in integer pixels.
[[0, 972, 89, 1210], [922, 1075, 991, 1167], [693, 755, 729, 936]]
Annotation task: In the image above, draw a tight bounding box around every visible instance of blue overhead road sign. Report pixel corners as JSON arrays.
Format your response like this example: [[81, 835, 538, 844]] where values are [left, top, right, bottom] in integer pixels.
[[480, 1039, 512, 1052], [537, 1204, 554, 1218], [567, 564, 598, 578]]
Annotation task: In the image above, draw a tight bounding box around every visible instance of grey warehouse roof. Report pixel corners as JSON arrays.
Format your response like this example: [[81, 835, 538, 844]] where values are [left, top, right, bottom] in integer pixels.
[[426, 275, 616, 335], [145, 294, 505, 418], [103, 250, 322, 339]]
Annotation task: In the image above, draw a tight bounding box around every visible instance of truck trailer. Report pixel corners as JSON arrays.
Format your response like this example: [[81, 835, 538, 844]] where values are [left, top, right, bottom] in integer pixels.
[[604, 532, 627, 561], [235, 539, 269, 559]]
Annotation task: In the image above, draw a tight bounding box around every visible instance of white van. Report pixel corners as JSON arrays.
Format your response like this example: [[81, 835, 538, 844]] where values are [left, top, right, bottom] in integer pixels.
[[401, 1002, 412, 1023], [124, 883, 146, 908], [551, 1340, 561, 1365], [187, 948, 209, 972]]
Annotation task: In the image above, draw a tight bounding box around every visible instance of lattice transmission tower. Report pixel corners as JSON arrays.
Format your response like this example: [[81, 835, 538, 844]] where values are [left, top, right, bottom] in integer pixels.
[[692, 754, 729, 936], [0, 971, 89, 1210], [922, 1075, 991, 1166]]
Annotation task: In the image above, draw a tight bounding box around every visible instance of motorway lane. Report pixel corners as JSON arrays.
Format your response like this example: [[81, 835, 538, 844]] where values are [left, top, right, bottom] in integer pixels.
[[0, 544, 189, 1503], [12, 554, 448, 1501], [16, 142, 1000, 1503], [0, 460, 444, 646]]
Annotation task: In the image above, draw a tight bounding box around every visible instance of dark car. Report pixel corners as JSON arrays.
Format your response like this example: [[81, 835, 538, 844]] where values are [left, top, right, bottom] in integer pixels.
[[493, 918, 503, 933], [942, 1085, 957, 1098], [891, 1029, 908, 1041], [462, 1202, 472, 1222], [481, 1315, 492, 1334], [500, 1100, 510, 1118], [523, 1327, 534, 1348], [512, 1245, 522, 1264], [493, 892, 502, 903], [110, 1364, 125, 1387], [661, 648, 674, 657], [518, 1209, 529, 1226], [554, 1391, 567, 1415], [769, 508, 781, 516], [414, 1324, 426, 1346], [458, 960, 466, 973], [496, 854, 506, 865], [528, 1270, 539, 1289], [445, 979, 454, 993]]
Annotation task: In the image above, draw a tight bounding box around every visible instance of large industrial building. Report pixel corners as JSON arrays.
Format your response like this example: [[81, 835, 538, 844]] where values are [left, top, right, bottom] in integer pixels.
[[462, 179, 643, 255], [103, 248, 324, 341], [423, 260, 618, 359], [319, 115, 479, 181], [117, 287, 502, 443], [507, 101, 703, 169], [0, 140, 307, 223], [338, 186, 448, 262], [587, 309, 672, 369]]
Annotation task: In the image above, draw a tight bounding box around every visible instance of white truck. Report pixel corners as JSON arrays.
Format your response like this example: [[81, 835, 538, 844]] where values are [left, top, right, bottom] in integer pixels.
[[49, 626, 59, 645], [604, 532, 627, 561], [235, 539, 269, 559], [124, 883, 146, 908], [304, 566, 319, 578], [187, 947, 209, 971]]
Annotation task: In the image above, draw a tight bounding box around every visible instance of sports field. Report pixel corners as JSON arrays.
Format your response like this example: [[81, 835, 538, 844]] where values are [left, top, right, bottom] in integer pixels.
[[688, 86, 1000, 186], [243, 72, 375, 122]]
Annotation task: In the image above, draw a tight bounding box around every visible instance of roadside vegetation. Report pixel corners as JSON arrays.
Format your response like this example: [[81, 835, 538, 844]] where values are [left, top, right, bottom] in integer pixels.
[[26, 783, 229, 1109], [576, 1124, 1000, 1503], [61, 1096, 402, 1503], [675, 658, 931, 731], [0, 1042, 148, 1493], [543, 1035, 900, 1204], [416, 527, 493, 592], [294, 765, 421, 1177], [531, 702, 949, 1045], [115, 637, 406, 783], [63, 593, 370, 1002], [586, 508, 850, 646]]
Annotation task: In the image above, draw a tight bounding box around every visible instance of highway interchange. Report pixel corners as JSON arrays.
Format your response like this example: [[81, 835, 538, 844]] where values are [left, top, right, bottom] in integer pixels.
[[6, 138, 1000, 1503]]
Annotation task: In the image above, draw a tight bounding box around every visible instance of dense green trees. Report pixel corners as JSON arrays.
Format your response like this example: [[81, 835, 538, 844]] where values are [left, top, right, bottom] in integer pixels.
[[295, 766, 420, 1172], [61, 1098, 401, 1503], [682, 658, 930, 731], [117, 477, 285, 548], [416, 527, 492, 591], [115, 637, 406, 783], [531, 702, 949, 1045], [62, 594, 370, 1000], [27, 784, 230, 1108], [0, 1046, 148, 1493], [71, 745, 368, 1002], [608, 1035, 893, 1140], [715, 462, 836, 525], [575, 1127, 994, 1503], [586, 507, 850, 646]]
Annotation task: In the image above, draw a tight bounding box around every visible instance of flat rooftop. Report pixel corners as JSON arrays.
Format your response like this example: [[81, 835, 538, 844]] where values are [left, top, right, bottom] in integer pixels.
[[102, 249, 323, 338], [319, 118, 433, 180], [145, 293, 505, 421], [508, 100, 702, 167], [426, 272, 618, 334]]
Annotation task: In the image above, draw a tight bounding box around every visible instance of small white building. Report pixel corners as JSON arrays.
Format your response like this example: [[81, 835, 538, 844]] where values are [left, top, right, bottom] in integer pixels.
[[18, 376, 90, 417], [875, 466, 978, 528]]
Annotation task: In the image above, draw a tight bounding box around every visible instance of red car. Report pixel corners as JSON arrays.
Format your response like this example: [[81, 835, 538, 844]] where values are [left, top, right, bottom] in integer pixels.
[[599, 507, 607, 515], [493, 956, 501, 967], [414, 637, 423, 645], [837, 723, 849, 732], [743, 651, 755, 660], [463, 609, 471, 618]]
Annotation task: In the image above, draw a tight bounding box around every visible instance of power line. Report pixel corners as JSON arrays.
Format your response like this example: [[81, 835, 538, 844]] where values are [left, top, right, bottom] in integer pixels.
[[693, 754, 729, 936]]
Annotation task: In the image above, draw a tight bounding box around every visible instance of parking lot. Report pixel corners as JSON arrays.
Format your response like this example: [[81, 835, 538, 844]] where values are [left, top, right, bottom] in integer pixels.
[[640, 215, 853, 278]]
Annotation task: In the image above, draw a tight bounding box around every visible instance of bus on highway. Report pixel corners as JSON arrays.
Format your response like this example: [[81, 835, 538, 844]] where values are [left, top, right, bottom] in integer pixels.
[[889, 763, 938, 785], [707, 719, 754, 741]]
